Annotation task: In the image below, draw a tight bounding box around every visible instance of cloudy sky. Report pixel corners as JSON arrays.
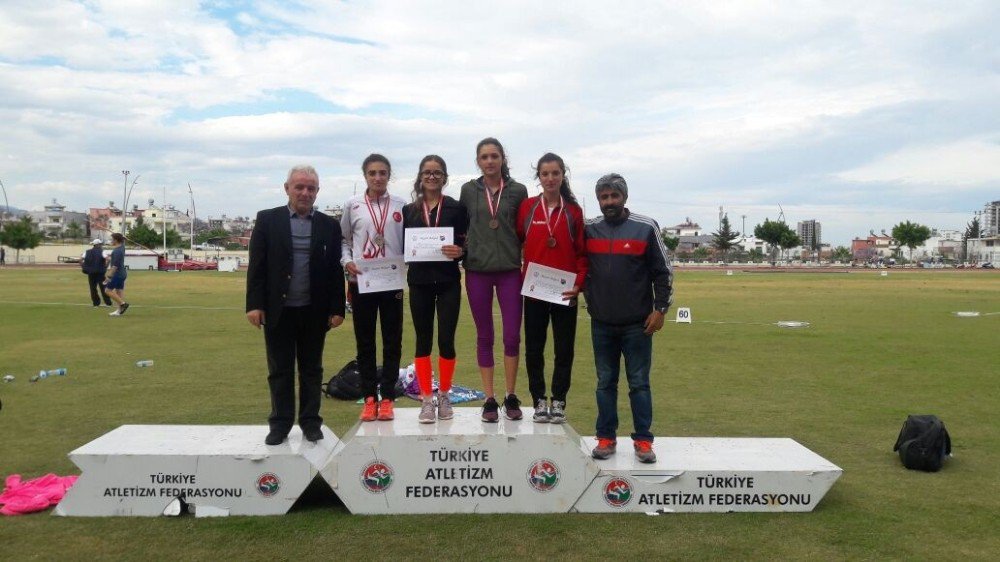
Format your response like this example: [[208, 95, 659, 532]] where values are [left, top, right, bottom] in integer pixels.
[[1, 0, 997, 245]]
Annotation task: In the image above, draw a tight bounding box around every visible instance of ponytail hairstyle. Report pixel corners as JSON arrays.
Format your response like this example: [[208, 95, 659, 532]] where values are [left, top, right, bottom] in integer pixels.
[[411, 154, 449, 202], [534, 152, 577, 205], [476, 137, 511, 183]]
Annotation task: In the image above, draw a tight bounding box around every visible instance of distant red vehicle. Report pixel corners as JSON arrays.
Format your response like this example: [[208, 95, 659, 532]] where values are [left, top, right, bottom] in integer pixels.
[[158, 255, 218, 271]]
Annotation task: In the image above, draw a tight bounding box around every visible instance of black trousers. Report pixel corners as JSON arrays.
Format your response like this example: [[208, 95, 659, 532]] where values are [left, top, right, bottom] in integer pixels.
[[263, 305, 328, 433], [523, 296, 578, 403], [349, 284, 403, 400], [409, 281, 461, 359], [88, 272, 112, 306]]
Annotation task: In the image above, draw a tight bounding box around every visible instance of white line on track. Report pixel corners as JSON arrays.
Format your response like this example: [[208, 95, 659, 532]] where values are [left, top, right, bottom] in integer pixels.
[[0, 300, 242, 311]]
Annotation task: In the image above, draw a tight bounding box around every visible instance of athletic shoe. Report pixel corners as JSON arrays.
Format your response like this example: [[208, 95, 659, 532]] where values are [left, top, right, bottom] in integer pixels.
[[302, 427, 323, 442], [119, 302, 130, 315], [532, 398, 549, 423], [503, 393, 523, 421], [634, 440, 657, 463], [418, 399, 436, 424], [360, 397, 377, 422], [549, 400, 566, 424], [109, 309, 121, 317], [592, 438, 617, 459], [481, 397, 499, 423], [377, 399, 394, 421], [437, 393, 453, 420]]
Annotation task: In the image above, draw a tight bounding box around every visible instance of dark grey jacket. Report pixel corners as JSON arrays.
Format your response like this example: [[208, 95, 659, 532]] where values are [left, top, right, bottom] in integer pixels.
[[459, 178, 528, 272], [584, 211, 673, 325]]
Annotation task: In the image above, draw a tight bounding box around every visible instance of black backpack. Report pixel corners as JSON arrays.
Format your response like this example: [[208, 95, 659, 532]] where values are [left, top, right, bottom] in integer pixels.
[[324, 360, 363, 400], [323, 361, 405, 400], [893, 415, 951, 472]]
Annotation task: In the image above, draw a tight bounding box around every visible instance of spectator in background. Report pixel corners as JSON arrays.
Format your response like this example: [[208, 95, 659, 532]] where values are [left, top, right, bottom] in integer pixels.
[[82, 239, 113, 307], [104, 233, 130, 317]]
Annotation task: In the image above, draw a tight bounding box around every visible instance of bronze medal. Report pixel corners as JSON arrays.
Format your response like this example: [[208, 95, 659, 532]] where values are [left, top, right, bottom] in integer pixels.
[[489, 219, 499, 230], [546, 237, 557, 248], [373, 234, 385, 246]]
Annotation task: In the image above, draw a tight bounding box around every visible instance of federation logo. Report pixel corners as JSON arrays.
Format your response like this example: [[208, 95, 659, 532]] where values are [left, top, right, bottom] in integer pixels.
[[361, 461, 394, 494], [603, 477, 633, 508], [526, 459, 560, 492], [393, 211, 402, 222], [256, 472, 280, 497]]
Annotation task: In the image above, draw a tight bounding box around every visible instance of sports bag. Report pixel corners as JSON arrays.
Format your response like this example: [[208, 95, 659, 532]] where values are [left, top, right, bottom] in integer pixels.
[[323, 361, 405, 400], [324, 360, 363, 400], [893, 414, 951, 472]]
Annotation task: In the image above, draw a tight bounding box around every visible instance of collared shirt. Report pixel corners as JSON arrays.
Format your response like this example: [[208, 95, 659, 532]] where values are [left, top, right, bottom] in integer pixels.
[[286, 205, 313, 306]]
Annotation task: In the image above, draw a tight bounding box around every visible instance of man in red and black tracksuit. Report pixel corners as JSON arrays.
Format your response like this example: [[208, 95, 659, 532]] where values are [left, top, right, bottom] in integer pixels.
[[584, 173, 673, 464]]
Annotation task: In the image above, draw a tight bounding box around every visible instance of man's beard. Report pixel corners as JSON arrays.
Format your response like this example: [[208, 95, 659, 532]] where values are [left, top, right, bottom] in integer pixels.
[[601, 204, 625, 220]]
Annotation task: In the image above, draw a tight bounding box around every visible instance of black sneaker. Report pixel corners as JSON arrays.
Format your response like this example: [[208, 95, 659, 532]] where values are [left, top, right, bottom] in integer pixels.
[[119, 302, 130, 315], [481, 397, 499, 423], [503, 394, 523, 421]]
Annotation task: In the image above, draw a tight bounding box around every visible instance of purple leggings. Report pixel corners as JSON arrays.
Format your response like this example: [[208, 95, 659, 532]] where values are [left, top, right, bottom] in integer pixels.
[[465, 270, 522, 367]]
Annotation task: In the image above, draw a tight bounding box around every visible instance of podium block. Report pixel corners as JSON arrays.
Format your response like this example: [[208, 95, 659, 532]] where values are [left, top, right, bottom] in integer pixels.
[[55, 425, 339, 517], [325, 407, 599, 514], [571, 437, 841, 513]]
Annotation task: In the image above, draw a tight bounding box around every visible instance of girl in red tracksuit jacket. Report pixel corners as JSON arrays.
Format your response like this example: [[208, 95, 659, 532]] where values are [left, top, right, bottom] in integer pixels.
[[516, 152, 588, 424]]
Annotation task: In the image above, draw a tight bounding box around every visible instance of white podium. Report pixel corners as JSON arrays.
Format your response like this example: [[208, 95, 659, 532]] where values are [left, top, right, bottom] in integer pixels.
[[325, 407, 599, 514], [571, 437, 842, 513], [55, 425, 339, 517]]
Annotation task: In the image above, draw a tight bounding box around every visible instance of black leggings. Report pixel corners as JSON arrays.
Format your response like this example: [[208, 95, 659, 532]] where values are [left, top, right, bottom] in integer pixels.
[[409, 280, 461, 359], [349, 284, 403, 400]]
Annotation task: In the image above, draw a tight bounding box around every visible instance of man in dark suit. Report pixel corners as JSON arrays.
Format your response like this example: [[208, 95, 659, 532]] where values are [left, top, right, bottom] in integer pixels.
[[246, 165, 346, 445], [82, 239, 113, 307]]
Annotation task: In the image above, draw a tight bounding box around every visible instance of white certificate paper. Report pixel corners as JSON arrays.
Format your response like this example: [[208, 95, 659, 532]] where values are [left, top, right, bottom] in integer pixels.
[[521, 262, 576, 306], [356, 256, 406, 294], [404, 227, 454, 262]]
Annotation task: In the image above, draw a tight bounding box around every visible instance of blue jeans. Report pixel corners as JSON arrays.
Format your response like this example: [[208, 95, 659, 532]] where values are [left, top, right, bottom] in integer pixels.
[[592, 319, 654, 442]]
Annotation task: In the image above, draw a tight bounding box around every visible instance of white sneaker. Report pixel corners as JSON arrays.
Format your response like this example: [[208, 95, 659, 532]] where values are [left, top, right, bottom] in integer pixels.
[[549, 400, 566, 424], [418, 399, 436, 424], [109, 309, 121, 316], [532, 398, 549, 423]]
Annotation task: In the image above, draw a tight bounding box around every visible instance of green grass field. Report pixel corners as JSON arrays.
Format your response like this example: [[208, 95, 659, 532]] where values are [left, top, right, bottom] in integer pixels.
[[0, 268, 997, 560]]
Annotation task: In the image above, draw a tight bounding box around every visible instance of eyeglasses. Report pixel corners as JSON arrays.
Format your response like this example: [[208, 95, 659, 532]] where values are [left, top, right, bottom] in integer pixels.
[[421, 170, 445, 178]]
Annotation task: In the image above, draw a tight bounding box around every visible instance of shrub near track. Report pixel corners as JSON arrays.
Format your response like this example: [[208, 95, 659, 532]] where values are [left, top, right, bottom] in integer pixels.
[[0, 268, 997, 560]]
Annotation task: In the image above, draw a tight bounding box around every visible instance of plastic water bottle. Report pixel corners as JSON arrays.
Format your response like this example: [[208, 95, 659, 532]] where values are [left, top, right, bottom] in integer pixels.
[[136, 360, 154, 368], [38, 368, 67, 378]]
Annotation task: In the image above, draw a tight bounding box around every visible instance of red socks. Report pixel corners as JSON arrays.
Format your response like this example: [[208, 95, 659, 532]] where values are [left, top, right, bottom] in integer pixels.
[[414, 356, 433, 397], [438, 357, 455, 394]]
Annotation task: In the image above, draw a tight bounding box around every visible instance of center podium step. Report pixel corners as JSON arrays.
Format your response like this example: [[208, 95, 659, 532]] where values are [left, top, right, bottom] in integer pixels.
[[325, 407, 599, 514]]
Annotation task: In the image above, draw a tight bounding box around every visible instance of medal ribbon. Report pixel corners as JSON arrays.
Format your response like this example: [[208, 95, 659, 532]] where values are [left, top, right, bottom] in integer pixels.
[[422, 199, 442, 228], [364, 191, 390, 255], [484, 178, 505, 222], [541, 195, 564, 242]]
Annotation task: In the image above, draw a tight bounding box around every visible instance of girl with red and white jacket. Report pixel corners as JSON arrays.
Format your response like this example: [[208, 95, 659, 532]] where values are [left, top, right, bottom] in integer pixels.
[[516, 153, 588, 424]]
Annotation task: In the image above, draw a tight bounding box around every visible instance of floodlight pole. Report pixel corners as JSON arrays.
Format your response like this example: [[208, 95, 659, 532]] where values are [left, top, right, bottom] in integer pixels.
[[162, 185, 167, 251], [0, 178, 9, 229], [188, 183, 196, 253]]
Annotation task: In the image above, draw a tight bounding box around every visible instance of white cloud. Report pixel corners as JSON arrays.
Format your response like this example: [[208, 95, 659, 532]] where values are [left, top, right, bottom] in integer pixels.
[[837, 139, 1000, 187], [0, 1, 996, 245]]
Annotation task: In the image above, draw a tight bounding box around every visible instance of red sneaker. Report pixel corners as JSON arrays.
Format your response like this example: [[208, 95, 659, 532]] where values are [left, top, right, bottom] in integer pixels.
[[634, 440, 657, 463], [376, 399, 394, 421], [592, 438, 617, 459], [359, 397, 377, 422]]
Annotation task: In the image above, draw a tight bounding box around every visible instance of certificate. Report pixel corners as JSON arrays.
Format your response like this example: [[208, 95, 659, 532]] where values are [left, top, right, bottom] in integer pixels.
[[356, 256, 406, 294], [521, 262, 576, 306], [404, 227, 454, 262]]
